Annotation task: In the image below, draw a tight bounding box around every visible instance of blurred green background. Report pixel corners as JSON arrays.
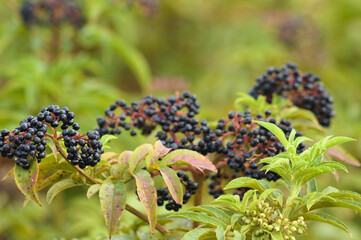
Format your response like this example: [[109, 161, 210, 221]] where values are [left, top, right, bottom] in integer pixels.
[[0, 0, 360, 239]]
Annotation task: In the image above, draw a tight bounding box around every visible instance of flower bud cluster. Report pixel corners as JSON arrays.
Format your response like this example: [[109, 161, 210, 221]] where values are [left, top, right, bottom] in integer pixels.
[[240, 199, 307, 239]]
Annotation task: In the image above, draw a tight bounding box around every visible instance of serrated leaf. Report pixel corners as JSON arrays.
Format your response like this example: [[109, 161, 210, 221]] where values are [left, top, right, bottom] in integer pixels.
[[216, 227, 225, 240], [46, 179, 79, 204], [129, 144, 153, 173], [159, 166, 183, 204], [87, 184, 101, 199], [134, 170, 157, 234], [146, 141, 171, 169], [310, 199, 361, 212], [255, 121, 288, 148], [306, 178, 318, 194], [14, 159, 41, 206], [224, 177, 264, 192], [302, 212, 352, 238], [328, 190, 361, 201], [188, 206, 231, 225], [316, 161, 348, 173], [259, 188, 277, 200], [212, 195, 242, 212], [162, 150, 216, 173], [324, 137, 355, 150], [268, 230, 284, 240], [262, 158, 291, 181], [170, 212, 226, 228], [99, 180, 127, 238], [181, 228, 214, 240], [234, 230, 244, 240]]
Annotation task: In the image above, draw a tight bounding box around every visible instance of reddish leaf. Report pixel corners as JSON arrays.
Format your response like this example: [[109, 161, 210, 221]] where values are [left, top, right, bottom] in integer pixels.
[[14, 159, 41, 206], [134, 170, 157, 234], [118, 150, 132, 175], [99, 180, 127, 238], [162, 150, 217, 173], [326, 147, 360, 167], [129, 144, 153, 172], [146, 141, 171, 169], [159, 165, 183, 204], [102, 152, 119, 162]]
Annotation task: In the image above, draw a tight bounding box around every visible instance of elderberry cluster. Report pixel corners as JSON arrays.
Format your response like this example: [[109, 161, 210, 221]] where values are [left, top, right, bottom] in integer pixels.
[[206, 109, 305, 199], [156, 171, 198, 211], [95, 91, 201, 139], [0, 105, 103, 169], [249, 62, 334, 127], [20, 0, 85, 28]]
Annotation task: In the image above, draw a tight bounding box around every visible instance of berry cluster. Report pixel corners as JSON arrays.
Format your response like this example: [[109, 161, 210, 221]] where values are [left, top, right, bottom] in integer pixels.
[[240, 199, 307, 240], [156, 171, 198, 211], [249, 63, 334, 126], [20, 0, 85, 28], [0, 105, 103, 169], [96, 92, 306, 200], [206, 110, 304, 198], [95, 91, 200, 139]]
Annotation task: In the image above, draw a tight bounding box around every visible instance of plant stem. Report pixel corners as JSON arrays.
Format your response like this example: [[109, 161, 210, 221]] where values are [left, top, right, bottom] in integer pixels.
[[192, 172, 205, 228], [125, 204, 169, 234]]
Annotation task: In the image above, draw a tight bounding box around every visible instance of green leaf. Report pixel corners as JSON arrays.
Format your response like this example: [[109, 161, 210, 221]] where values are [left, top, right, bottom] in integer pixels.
[[240, 190, 257, 211], [231, 214, 243, 229], [99, 180, 127, 238], [259, 188, 277, 200], [87, 184, 101, 199], [159, 166, 183, 204], [216, 227, 226, 240], [146, 141, 171, 169], [324, 137, 355, 150], [162, 150, 217, 173], [255, 121, 288, 148], [100, 135, 118, 146], [181, 228, 214, 240], [170, 212, 226, 228], [224, 177, 264, 192], [14, 159, 41, 206], [293, 136, 313, 150], [129, 144, 153, 173], [212, 195, 242, 212], [134, 170, 157, 234], [188, 206, 231, 225], [327, 190, 361, 201], [234, 230, 244, 240], [310, 199, 361, 212], [36, 170, 70, 191], [269, 230, 284, 240], [316, 161, 348, 173], [306, 178, 318, 194], [261, 158, 291, 181], [46, 179, 79, 204], [302, 212, 352, 238]]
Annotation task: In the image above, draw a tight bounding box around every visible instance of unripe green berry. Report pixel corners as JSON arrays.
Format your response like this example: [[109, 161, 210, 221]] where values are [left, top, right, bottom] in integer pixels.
[[274, 226, 280, 232], [284, 218, 290, 224], [290, 226, 297, 232], [297, 229, 304, 234], [259, 213, 266, 218], [267, 225, 274, 231], [251, 210, 257, 216], [242, 216, 248, 222], [276, 219, 282, 225]]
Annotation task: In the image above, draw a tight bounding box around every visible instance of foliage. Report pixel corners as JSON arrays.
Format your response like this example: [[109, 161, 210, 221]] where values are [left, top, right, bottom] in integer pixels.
[[169, 121, 360, 239]]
